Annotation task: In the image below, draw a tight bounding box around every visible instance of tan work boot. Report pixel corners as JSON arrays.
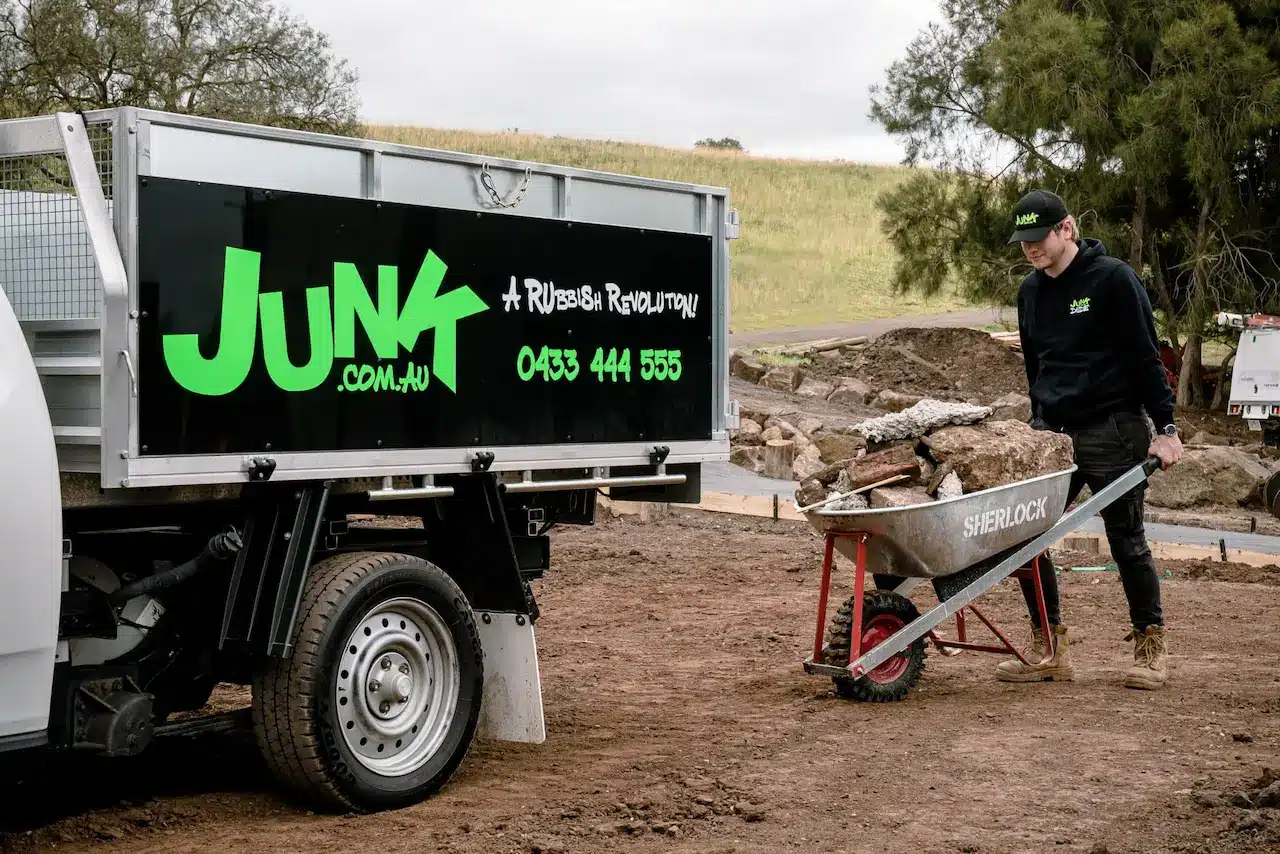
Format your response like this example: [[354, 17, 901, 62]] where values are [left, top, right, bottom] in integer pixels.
[[996, 624, 1074, 682], [1123, 625, 1168, 689]]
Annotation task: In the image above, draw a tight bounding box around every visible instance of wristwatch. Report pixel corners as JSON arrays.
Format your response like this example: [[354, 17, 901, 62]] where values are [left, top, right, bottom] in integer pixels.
[[1160, 423, 1178, 437]]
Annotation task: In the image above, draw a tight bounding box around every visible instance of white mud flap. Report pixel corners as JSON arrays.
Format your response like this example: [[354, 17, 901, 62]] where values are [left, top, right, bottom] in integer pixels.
[[474, 611, 545, 744]]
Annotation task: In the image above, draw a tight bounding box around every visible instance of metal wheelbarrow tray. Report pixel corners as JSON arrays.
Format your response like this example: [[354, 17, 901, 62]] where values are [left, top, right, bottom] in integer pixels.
[[799, 457, 1164, 702]]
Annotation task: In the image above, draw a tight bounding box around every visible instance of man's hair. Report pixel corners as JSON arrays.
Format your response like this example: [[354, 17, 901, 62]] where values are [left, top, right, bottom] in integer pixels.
[[1053, 215, 1079, 239]]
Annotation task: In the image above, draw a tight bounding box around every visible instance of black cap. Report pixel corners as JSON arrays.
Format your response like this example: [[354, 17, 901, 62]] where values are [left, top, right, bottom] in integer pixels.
[[1007, 189, 1069, 244]]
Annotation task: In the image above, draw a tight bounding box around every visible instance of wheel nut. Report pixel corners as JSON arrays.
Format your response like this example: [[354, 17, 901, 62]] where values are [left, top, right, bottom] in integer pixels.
[[381, 658, 391, 669], [379, 701, 391, 714], [368, 680, 380, 692], [399, 663, 410, 674]]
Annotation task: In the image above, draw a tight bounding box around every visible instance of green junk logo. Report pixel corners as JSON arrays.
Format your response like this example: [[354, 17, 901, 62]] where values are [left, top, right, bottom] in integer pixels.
[[162, 247, 490, 396], [1070, 297, 1091, 315], [1015, 212, 1039, 226]]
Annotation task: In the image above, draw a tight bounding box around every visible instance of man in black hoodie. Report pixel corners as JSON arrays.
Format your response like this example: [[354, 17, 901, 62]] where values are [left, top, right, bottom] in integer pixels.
[[996, 189, 1183, 690]]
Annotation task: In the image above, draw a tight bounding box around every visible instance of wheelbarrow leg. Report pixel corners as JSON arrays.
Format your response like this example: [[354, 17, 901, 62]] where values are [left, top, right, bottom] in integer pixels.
[[811, 534, 837, 662]]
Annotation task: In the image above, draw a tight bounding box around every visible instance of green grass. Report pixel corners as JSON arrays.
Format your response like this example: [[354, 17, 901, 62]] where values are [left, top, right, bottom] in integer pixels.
[[365, 126, 970, 333]]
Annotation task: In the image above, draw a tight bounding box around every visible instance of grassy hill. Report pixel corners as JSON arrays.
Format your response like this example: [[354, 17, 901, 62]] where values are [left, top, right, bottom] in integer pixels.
[[364, 126, 970, 333]]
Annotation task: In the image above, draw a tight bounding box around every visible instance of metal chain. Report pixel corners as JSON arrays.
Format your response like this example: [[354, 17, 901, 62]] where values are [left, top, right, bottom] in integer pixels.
[[479, 161, 533, 208]]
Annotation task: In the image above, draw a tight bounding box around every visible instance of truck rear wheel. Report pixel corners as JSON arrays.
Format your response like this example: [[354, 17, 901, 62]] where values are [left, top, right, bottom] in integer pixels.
[[251, 551, 483, 812]]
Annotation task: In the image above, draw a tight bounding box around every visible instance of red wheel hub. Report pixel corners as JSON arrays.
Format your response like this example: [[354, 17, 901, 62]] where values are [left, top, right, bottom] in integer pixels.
[[861, 614, 909, 683]]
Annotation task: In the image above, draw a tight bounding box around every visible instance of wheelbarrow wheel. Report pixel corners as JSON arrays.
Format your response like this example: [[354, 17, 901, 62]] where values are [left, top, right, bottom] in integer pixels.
[[821, 590, 926, 702]]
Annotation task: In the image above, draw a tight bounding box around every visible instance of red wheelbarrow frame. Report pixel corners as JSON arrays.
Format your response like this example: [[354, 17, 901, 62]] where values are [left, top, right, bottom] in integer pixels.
[[810, 530, 1058, 681], [800, 457, 1163, 691]]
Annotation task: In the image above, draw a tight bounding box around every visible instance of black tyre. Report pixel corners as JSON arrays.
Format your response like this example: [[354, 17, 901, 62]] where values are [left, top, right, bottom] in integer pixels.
[[251, 551, 484, 812], [821, 590, 925, 702]]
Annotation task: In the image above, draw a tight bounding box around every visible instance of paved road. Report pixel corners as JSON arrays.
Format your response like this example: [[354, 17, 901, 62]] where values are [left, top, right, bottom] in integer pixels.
[[728, 307, 1013, 348]]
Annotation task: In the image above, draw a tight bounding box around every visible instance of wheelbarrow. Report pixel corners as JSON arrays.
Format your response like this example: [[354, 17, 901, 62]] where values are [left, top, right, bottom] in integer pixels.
[[799, 456, 1164, 701]]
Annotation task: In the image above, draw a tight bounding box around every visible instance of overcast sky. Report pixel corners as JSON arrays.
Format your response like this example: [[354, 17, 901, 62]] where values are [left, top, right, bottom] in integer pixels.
[[286, 0, 943, 164]]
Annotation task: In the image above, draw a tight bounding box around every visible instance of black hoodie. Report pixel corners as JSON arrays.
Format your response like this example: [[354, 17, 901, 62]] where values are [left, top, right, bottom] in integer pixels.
[[1016, 237, 1175, 433]]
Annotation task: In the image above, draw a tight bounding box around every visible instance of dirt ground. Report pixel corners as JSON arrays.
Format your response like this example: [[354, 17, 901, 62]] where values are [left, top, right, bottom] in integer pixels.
[[4, 508, 1278, 854], [805, 327, 1030, 403]]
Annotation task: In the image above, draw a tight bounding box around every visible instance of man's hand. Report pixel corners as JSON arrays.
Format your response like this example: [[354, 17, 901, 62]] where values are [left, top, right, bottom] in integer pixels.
[[1149, 433, 1184, 470]]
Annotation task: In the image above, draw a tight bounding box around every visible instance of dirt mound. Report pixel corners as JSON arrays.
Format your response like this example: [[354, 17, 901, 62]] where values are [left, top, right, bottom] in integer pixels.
[[812, 327, 1029, 403]]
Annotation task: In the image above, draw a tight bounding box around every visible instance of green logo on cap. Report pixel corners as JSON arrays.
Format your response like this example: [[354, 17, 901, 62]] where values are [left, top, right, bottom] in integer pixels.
[[1015, 213, 1039, 226]]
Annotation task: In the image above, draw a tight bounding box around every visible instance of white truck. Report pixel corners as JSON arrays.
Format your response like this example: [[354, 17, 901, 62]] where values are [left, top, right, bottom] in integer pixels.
[[1217, 310, 1280, 512], [0, 108, 736, 812]]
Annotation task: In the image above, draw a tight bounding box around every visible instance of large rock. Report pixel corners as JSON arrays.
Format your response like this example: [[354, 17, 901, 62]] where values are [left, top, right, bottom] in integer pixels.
[[796, 377, 836, 399], [796, 480, 826, 507], [794, 455, 826, 480], [730, 352, 768, 384], [764, 416, 804, 440], [923, 420, 1075, 492], [841, 442, 921, 491], [797, 416, 824, 436], [730, 446, 763, 472], [989, 392, 1032, 423], [827, 377, 873, 407], [814, 433, 867, 465], [739, 406, 776, 428], [872, 390, 923, 413], [734, 420, 764, 446], [853, 399, 993, 444], [1146, 447, 1271, 509], [869, 486, 935, 509], [760, 365, 804, 392]]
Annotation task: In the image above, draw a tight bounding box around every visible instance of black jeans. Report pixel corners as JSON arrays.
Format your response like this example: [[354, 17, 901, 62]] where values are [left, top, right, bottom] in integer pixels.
[[1020, 410, 1164, 631]]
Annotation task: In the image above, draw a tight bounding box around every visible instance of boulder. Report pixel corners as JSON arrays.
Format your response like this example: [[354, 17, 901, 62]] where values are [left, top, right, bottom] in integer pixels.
[[923, 420, 1075, 492], [797, 416, 824, 436], [989, 392, 1033, 423], [794, 455, 826, 480], [841, 441, 922, 491], [814, 433, 867, 465], [1187, 430, 1231, 447], [853, 399, 993, 444], [760, 365, 804, 392], [827, 377, 873, 407], [729, 352, 768, 384], [796, 479, 828, 507], [739, 406, 776, 428], [796, 377, 836, 399], [764, 417, 805, 440], [869, 486, 935, 509], [1145, 447, 1272, 509], [872, 390, 924, 413], [734, 420, 764, 446], [730, 446, 763, 472]]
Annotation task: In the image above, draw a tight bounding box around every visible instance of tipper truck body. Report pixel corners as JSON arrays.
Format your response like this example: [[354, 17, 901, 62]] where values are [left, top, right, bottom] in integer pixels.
[[0, 108, 736, 811]]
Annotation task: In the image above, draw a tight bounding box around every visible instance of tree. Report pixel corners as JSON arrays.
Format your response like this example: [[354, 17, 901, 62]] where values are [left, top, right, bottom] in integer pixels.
[[695, 136, 744, 151], [869, 0, 1280, 408], [0, 0, 362, 135]]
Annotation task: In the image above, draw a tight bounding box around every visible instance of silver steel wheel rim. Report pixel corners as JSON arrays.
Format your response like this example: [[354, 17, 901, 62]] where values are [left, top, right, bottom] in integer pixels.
[[335, 596, 460, 777]]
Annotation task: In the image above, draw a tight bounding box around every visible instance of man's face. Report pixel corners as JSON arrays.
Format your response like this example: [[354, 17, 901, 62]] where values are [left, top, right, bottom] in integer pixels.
[[1020, 221, 1072, 269]]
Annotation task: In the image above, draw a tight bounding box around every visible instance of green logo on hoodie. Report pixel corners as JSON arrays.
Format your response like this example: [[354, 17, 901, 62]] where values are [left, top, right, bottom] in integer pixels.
[[1069, 297, 1091, 316]]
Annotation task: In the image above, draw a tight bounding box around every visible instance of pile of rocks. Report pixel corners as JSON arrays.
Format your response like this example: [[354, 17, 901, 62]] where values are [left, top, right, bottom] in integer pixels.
[[790, 400, 1075, 511]]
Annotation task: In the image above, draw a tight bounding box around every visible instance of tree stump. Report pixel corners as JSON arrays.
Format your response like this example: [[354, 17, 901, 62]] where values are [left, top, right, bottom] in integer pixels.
[[763, 439, 796, 480]]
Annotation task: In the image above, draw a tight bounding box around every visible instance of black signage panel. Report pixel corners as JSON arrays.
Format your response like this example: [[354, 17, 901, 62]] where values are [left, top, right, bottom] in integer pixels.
[[135, 176, 714, 456]]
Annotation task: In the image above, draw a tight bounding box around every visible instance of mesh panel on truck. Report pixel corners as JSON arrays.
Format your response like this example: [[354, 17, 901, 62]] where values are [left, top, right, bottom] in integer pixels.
[[0, 119, 114, 322]]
